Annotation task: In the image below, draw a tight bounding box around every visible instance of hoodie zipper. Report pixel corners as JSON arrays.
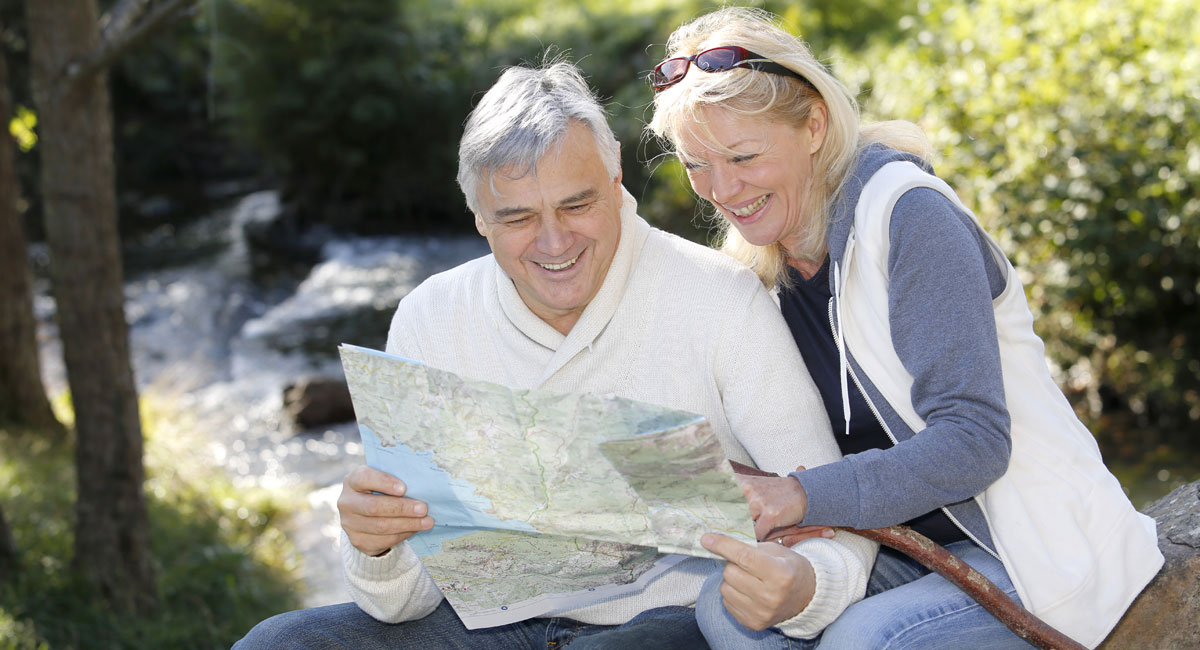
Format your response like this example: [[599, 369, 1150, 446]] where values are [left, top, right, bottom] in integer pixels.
[[825, 294, 1000, 561]]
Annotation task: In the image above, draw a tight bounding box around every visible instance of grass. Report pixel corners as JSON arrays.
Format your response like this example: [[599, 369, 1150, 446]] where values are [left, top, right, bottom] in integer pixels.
[[0, 394, 305, 650]]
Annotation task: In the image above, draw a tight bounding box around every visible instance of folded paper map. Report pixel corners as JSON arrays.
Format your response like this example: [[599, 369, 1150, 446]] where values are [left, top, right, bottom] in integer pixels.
[[338, 344, 756, 628]]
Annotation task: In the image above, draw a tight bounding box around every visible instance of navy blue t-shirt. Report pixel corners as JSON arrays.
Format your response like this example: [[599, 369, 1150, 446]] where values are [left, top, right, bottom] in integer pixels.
[[779, 260, 967, 545]]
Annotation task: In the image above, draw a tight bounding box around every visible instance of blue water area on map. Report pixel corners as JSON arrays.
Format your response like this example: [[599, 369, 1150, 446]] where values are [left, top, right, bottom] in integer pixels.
[[406, 526, 477, 557], [359, 424, 538, 552]]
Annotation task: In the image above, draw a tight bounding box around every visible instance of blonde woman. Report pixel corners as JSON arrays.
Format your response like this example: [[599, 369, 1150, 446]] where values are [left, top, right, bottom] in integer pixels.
[[648, 7, 1160, 650]]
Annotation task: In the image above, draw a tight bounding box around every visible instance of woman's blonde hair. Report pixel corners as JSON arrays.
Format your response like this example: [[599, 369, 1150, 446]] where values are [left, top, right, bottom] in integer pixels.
[[647, 6, 930, 287]]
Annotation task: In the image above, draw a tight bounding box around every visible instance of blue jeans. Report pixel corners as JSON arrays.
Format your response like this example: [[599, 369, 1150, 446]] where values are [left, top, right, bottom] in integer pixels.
[[696, 540, 1037, 650], [233, 599, 709, 649]]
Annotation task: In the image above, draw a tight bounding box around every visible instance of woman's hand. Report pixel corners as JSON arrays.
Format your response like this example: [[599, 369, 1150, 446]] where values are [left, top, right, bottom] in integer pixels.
[[765, 524, 835, 546], [737, 472, 810, 541], [701, 533, 817, 630], [337, 465, 434, 557]]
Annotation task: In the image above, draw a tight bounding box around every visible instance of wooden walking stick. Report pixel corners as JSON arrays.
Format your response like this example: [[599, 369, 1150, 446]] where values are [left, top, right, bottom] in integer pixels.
[[729, 461, 1088, 650]]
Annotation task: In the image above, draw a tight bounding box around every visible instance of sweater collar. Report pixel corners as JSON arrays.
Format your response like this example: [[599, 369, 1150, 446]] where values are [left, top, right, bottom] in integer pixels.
[[494, 185, 650, 362]]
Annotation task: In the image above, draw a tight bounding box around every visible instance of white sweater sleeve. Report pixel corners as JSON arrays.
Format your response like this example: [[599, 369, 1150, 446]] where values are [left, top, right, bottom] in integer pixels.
[[715, 285, 877, 636], [776, 532, 875, 638], [339, 532, 444, 623]]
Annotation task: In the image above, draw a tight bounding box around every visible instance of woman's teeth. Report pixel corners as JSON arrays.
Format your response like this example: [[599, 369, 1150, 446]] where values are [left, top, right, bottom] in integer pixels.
[[538, 255, 579, 271], [731, 194, 769, 217]]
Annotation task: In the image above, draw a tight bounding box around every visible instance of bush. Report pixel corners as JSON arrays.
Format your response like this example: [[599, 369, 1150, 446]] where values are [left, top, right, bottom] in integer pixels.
[[0, 402, 302, 650], [844, 0, 1200, 462], [210, 0, 476, 234]]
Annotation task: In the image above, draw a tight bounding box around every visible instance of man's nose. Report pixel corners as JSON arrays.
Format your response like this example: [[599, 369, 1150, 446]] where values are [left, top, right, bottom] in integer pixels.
[[536, 215, 571, 255]]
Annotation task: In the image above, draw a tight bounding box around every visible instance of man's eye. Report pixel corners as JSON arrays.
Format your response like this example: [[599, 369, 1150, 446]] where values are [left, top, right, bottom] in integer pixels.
[[732, 153, 757, 164], [564, 203, 590, 213], [682, 161, 706, 172]]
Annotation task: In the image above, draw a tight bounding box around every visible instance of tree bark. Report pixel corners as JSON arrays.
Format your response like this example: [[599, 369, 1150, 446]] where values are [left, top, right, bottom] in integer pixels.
[[0, 503, 16, 580], [26, 0, 156, 614], [0, 20, 59, 431]]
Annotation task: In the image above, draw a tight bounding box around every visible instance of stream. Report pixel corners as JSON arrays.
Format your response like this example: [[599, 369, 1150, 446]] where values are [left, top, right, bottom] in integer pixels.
[[33, 190, 489, 607]]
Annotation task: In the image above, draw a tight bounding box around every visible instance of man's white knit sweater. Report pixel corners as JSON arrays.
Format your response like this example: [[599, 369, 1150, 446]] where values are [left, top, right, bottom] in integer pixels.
[[340, 190, 875, 638]]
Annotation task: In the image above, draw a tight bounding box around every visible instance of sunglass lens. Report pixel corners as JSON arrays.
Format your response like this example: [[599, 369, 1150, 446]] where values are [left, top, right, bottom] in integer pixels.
[[696, 47, 740, 71], [655, 58, 689, 87]]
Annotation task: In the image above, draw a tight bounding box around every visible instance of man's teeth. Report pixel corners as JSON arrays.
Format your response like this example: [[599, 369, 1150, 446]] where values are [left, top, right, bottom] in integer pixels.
[[731, 194, 769, 217], [538, 255, 579, 271]]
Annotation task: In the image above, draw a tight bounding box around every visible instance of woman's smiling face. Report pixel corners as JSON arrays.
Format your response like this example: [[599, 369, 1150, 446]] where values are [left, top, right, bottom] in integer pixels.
[[677, 104, 826, 256]]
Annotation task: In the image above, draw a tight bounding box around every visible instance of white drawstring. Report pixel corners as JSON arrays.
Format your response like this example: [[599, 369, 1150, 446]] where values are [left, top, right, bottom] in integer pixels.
[[832, 261, 851, 436]]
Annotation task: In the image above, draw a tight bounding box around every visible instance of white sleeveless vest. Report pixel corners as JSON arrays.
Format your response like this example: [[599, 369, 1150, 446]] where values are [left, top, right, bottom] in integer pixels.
[[833, 161, 1161, 648]]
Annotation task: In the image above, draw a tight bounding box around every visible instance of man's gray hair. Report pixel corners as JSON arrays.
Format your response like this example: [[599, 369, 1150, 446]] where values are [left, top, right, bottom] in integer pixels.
[[457, 61, 621, 214]]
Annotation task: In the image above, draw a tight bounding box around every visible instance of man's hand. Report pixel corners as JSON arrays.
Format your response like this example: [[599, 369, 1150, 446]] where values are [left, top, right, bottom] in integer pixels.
[[736, 472, 809, 542], [337, 465, 434, 557], [701, 533, 816, 630]]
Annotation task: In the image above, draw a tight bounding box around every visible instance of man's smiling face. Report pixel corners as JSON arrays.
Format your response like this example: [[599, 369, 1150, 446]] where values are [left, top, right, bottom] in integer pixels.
[[473, 121, 623, 335]]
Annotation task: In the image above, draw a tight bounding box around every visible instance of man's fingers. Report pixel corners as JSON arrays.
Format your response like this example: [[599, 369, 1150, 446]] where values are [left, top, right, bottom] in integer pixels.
[[339, 488, 428, 520], [340, 496, 435, 556], [717, 581, 770, 631], [338, 466, 437, 556], [345, 465, 407, 496], [345, 510, 434, 536], [701, 533, 759, 569], [719, 575, 796, 631]]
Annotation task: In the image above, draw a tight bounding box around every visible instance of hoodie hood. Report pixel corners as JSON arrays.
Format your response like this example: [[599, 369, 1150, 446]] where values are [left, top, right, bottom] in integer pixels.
[[825, 144, 932, 285]]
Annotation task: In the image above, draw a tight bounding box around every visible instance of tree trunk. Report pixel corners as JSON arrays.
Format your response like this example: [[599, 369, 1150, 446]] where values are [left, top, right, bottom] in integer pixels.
[[0, 20, 60, 431], [0, 503, 16, 580], [26, 0, 156, 614]]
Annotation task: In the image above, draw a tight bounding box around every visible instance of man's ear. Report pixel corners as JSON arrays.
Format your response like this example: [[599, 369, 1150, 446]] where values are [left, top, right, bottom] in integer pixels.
[[613, 168, 624, 208], [474, 213, 488, 237]]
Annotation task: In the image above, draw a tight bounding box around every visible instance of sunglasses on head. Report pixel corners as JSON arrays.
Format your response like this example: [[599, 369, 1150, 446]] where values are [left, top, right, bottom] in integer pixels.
[[651, 45, 816, 92]]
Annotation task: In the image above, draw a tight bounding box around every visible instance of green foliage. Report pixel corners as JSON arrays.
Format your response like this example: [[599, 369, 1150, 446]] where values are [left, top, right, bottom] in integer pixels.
[[0, 400, 302, 650], [7, 106, 34, 152], [109, 10, 254, 235], [208, 0, 912, 240], [846, 0, 1200, 458], [211, 0, 475, 233]]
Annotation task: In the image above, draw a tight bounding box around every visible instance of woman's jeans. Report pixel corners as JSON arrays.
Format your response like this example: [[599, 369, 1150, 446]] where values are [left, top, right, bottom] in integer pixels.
[[697, 539, 1037, 650], [233, 599, 708, 650]]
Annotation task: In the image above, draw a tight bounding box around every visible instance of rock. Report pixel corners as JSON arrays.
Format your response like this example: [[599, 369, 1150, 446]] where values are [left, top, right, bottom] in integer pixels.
[[1099, 480, 1200, 649], [283, 376, 355, 429]]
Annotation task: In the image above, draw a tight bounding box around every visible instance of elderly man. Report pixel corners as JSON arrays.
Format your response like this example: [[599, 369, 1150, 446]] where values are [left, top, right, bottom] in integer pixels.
[[234, 61, 873, 649]]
